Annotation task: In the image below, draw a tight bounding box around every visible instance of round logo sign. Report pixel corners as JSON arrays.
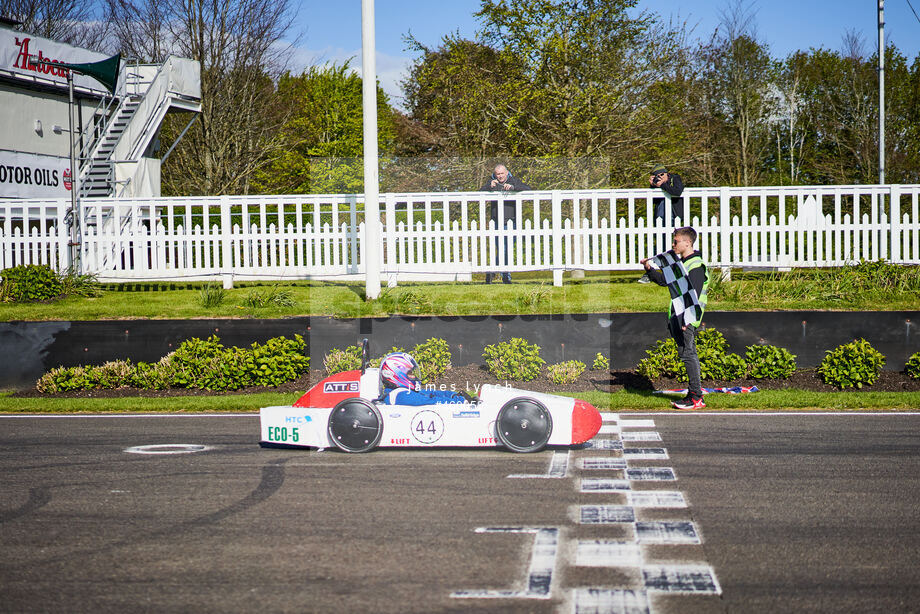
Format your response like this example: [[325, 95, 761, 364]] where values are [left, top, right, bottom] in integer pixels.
[[410, 410, 445, 444]]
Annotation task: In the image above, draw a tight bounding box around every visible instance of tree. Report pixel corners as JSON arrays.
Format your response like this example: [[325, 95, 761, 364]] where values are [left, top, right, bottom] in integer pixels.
[[105, 0, 296, 195], [251, 63, 396, 194], [1, 0, 108, 49]]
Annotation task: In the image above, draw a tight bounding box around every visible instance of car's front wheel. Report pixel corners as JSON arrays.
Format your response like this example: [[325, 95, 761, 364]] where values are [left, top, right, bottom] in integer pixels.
[[495, 397, 552, 453]]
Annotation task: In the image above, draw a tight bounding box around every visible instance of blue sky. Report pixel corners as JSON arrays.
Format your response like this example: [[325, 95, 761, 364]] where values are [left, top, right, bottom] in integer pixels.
[[288, 0, 920, 109]]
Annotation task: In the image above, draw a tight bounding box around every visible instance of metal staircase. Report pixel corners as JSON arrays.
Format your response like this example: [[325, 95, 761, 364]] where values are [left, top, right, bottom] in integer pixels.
[[79, 95, 141, 198]]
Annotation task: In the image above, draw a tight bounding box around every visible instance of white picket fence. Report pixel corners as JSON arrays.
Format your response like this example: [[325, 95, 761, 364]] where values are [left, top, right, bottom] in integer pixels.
[[2, 184, 919, 285]]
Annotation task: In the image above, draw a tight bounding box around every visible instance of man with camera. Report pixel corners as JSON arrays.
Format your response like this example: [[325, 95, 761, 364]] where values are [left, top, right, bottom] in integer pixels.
[[639, 164, 685, 283], [481, 164, 531, 284]]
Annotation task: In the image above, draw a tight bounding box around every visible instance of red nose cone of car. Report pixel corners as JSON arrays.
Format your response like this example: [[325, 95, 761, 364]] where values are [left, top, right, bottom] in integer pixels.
[[571, 399, 603, 444]]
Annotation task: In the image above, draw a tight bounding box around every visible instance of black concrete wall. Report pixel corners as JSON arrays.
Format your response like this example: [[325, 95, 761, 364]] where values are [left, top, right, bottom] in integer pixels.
[[1, 311, 918, 389]]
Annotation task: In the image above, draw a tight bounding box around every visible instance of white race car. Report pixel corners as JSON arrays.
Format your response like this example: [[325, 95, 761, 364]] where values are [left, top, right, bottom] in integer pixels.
[[260, 346, 602, 453]]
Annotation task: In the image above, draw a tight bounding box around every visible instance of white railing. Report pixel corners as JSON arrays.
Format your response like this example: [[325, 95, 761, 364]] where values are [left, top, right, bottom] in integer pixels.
[[1, 185, 918, 284]]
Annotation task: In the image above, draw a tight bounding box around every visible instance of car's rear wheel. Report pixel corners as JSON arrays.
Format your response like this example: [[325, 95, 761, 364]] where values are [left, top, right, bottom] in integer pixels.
[[328, 398, 383, 453], [495, 397, 552, 453]]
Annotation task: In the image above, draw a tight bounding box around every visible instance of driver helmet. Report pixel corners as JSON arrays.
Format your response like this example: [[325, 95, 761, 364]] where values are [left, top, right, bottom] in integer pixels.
[[379, 352, 420, 391]]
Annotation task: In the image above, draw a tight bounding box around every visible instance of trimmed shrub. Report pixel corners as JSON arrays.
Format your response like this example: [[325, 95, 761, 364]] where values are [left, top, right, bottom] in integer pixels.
[[131, 358, 177, 390], [1, 264, 63, 302], [324, 344, 363, 375], [637, 327, 744, 381], [907, 351, 920, 379], [412, 338, 452, 382], [636, 339, 684, 379], [248, 335, 310, 386], [591, 353, 610, 371], [818, 338, 886, 389], [745, 344, 797, 379], [547, 360, 586, 384], [483, 337, 545, 381]]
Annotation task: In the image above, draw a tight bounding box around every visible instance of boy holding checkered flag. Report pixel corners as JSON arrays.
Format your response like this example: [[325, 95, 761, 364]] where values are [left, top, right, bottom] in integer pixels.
[[640, 226, 710, 409]]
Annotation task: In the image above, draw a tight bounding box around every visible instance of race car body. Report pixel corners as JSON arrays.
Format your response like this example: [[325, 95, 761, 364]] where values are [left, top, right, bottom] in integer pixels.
[[260, 368, 602, 453]]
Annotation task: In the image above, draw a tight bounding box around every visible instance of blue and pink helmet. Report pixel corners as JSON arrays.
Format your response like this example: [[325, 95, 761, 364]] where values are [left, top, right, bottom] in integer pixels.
[[379, 352, 420, 391]]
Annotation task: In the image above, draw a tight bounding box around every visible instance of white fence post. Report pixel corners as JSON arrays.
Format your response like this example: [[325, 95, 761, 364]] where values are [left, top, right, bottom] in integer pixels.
[[220, 197, 233, 288], [552, 190, 563, 286], [385, 192, 397, 288], [718, 186, 730, 266], [890, 184, 901, 263]]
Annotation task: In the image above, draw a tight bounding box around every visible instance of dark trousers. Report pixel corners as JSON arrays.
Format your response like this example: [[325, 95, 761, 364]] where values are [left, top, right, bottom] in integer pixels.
[[669, 317, 702, 398], [491, 217, 516, 271]]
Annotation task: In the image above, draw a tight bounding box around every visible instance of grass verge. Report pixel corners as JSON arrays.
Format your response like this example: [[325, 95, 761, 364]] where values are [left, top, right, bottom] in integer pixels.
[[3, 389, 918, 414]]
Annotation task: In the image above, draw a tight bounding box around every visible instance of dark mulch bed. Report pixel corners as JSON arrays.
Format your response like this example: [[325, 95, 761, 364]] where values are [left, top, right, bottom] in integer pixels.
[[13, 365, 920, 399]]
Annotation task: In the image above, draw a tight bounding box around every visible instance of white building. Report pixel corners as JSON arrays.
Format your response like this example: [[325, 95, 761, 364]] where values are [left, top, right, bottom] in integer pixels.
[[0, 16, 201, 200]]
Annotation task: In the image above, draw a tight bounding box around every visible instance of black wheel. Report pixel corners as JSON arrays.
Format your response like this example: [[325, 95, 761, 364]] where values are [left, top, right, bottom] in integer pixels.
[[328, 398, 383, 453], [495, 397, 552, 453]]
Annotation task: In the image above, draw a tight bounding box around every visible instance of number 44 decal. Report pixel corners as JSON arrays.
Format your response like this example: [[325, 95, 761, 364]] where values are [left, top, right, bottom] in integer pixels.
[[411, 410, 444, 444]]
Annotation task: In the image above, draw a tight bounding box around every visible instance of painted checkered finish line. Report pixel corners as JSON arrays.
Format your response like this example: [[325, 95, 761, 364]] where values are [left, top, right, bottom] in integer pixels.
[[450, 414, 721, 613]]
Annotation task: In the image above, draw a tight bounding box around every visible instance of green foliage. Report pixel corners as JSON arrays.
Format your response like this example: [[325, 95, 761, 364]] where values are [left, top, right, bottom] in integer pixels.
[[59, 272, 102, 298], [35, 335, 310, 393], [248, 335, 310, 387], [906, 352, 920, 379], [244, 287, 295, 308], [818, 339, 886, 389], [324, 344, 363, 375], [198, 282, 226, 308], [411, 338, 452, 382], [591, 352, 610, 371], [1, 264, 63, 302], [483, 337, 545, 381], [374, 289, 433, 314], [636, 338, 685, 379], [130, 358, 177, 390], [547, 360, 586, 385], [696, 329, 746, 381], [514, 283, 550, 313], [252, 63, 396, 194], [745, 344, 797, 379], [637, 328, 745, 381]]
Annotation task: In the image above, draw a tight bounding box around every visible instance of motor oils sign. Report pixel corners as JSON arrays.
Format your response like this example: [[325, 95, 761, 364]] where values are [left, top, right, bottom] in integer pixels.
[[0, 150, 70, 198]]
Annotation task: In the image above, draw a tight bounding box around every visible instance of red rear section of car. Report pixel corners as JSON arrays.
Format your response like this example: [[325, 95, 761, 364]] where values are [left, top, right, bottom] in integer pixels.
[[293, 370, 363, 408], [571, 399, 602, 444]]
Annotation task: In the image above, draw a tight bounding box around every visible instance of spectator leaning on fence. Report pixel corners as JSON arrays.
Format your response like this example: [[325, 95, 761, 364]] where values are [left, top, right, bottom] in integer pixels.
[[481, 164, 531, 284], [639, 164, 686, 283]]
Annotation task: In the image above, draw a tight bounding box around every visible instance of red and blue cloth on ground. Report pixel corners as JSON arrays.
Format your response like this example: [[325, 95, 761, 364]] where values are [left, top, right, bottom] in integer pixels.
[[654, 386, 759, 396]]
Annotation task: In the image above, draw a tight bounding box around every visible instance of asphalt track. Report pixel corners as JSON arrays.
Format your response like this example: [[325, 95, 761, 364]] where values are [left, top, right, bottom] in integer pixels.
[[1, 413, 919, 613]]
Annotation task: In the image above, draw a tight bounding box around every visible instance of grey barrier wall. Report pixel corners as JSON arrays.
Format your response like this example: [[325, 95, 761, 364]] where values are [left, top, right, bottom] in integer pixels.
[[1, 311, 918, 389]]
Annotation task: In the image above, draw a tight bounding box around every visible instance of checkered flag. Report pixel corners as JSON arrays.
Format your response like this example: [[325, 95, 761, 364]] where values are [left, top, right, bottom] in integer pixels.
[[651, 250, 703, 327]]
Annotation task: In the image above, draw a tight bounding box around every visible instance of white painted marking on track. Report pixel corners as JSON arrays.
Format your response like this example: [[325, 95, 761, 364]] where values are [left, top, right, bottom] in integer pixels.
[[576, 541, 643, 567], [508, 451, 569, 479], [584, 439, 623, 450], [579, 505, 636, 524], [580, 458, 628, 470], [635, 521, 700, 544], [601, 413, 620, 423], [580, 478, 631, 492], [642, 565, 721, 594], [451, 527, 558, 599], [599, 424, 621, 434], [626, 467, 676, 481], [623, 448, 669, 460], [124, 444, 212, 455], [620, 431, 661, 442], [618, 419, 655, 428], [626, 491, 686, 508], [572, 588, 650, 614]]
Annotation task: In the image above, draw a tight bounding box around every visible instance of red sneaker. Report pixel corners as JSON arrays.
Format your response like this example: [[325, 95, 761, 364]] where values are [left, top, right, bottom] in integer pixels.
[[672, 396, 706, 410]]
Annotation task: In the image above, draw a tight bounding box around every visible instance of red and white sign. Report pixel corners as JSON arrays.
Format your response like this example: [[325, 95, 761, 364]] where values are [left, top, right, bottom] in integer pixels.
[[0, 149, 71, 198], [0, 28, 111, 94]]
